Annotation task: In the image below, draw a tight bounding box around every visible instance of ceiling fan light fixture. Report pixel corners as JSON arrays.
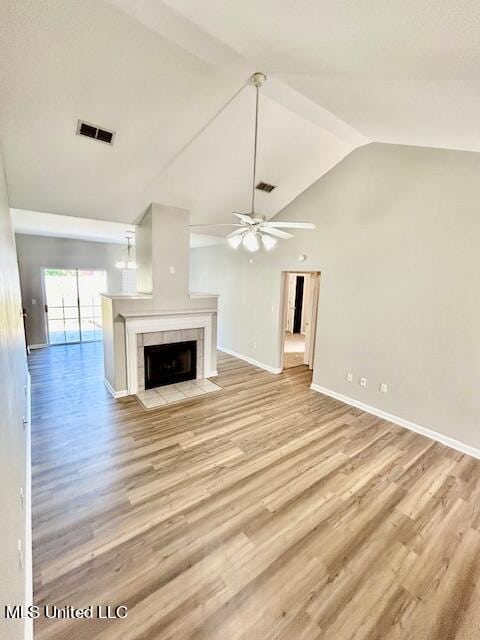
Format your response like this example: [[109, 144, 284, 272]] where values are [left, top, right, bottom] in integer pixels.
[[228, 234, 243, 249], [194, 72, 315, 251], [261, 233, 277, 251], [243, 230, 259, 252]]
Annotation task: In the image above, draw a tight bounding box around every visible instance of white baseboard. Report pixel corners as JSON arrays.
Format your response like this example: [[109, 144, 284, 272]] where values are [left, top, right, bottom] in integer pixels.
[[28, 343, 48, 350], [205, 370, 218, 378], [219, 346, 282, 375], [310, 383, 480, 460], [25, 370, 33, 640], [103, 377, 129, 399]]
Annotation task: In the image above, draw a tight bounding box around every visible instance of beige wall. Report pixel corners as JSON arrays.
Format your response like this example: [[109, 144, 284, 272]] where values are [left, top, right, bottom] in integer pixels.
[[136, 204, 192, 303], [191, 143, 480, 450], [136, 208, 153, 294], [16, 234, 123, 346], [0, 149, 29, 639]]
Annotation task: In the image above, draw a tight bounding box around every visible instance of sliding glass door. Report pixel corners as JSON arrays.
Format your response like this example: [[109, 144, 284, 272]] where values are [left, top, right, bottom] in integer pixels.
[[44, 268, 107, 345], [44, 269, 80, 344], [78, 270, 107, 342]]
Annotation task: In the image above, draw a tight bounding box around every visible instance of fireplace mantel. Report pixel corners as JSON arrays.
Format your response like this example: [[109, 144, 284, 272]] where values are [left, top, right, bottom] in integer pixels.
[[124, 311, 216, 395]]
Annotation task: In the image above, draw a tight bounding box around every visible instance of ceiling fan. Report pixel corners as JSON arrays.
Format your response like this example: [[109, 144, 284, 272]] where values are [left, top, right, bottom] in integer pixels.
[[190, 72, 315, 252]]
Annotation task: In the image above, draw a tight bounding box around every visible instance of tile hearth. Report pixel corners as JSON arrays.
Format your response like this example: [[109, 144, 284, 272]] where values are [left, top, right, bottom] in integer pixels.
[[136, 378, 222, 410]]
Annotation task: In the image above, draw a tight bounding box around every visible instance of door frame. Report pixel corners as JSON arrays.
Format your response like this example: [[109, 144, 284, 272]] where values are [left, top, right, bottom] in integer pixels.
[[279, 270, 321, 371]]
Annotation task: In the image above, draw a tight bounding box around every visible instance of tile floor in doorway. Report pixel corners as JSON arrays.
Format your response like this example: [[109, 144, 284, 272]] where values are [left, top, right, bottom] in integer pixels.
[[284, 331, 306, 369]]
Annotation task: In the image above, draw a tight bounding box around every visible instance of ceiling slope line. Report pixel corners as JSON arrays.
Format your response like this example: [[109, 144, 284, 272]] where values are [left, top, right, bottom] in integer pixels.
[[146, 78, 250, 188]]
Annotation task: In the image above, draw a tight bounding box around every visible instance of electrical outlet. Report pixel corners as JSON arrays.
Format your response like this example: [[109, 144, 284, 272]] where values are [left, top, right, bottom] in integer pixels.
[[20, 488, 24, 509], [380, 383, 388, 393], [360, 377, 367, 388], [346, 372, 353, 382], [169, 266, 175, 274], [253, 341, 257, 349]]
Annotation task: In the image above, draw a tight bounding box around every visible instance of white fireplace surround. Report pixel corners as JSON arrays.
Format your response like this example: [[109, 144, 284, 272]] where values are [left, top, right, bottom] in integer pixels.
[[125, 312, 216, 395]]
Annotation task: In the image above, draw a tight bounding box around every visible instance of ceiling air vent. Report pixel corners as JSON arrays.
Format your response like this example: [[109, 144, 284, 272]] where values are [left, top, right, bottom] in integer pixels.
[[256, 181, 276, 193], [76, 120, 115, 145]]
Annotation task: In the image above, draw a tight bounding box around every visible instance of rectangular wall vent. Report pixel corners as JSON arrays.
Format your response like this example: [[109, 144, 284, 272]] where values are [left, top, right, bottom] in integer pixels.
[[256, 181, 276, 193], [76, 120, 115, 145]]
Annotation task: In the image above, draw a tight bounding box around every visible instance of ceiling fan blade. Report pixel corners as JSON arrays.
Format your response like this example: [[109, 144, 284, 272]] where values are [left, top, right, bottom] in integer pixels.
[[261, 227, 294, 240], [263, 221, 316, 229], [189, 223, 243, 228], [233, 212, 255, 224], [228, 228, 247, 237]]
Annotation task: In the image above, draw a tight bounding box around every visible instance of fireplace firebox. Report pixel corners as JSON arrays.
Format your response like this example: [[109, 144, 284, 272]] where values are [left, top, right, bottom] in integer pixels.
[[144, 340, 197, 389]]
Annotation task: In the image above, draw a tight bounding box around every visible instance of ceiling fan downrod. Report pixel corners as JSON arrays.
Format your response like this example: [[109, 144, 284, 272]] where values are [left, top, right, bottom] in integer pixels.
[[250, 72, 266, 217]]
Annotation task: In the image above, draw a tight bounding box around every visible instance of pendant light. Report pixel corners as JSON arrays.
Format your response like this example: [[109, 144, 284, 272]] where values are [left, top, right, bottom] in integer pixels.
[[115, 232, 137, 269]]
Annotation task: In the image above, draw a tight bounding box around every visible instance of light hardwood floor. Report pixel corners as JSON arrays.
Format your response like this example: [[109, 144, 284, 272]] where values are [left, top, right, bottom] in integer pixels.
[[30, 342, 480, 639]]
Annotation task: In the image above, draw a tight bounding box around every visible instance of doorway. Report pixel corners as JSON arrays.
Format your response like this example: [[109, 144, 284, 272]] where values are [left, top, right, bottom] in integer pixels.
[[281, 271, 320, 370], [44, 268, 107, 345]]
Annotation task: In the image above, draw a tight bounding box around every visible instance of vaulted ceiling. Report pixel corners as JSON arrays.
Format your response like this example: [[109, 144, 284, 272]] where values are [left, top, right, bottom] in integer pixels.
[[1, 0, 478, 233], [165, 0, 480, 152]]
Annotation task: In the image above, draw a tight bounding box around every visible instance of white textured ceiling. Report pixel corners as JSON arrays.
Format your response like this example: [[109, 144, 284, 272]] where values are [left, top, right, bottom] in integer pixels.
[[0, 0, 241, 224], [165, 0, 480, 152], [0, 0, 363, 233], [2, 0, 478, 238], [153, 88, 354, 232]]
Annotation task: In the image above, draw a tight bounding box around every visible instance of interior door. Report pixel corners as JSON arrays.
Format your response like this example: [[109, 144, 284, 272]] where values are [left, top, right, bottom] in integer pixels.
[[286, 274, 297, 333], [305, 273, 320, 370], [300, 273, 311, 335]]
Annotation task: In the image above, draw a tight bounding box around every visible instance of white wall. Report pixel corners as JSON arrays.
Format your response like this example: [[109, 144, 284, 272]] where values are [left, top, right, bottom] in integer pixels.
[[0, 148, 29, 640], [15, 234, 124, 346], [191, 143, 480, 451]]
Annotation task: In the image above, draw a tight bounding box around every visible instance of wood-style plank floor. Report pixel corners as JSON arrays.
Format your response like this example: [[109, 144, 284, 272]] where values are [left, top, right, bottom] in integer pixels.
[[30, 342, 480, 640]]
